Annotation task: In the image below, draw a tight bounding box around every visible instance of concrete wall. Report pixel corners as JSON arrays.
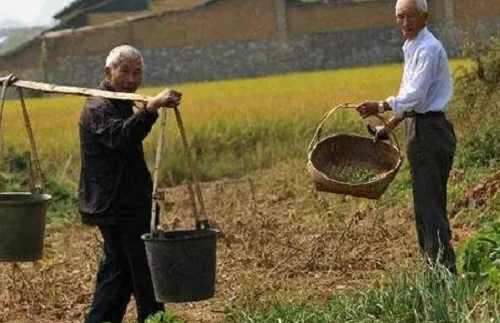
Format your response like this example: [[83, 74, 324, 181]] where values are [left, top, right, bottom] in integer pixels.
[[0, 0, 499, 87]]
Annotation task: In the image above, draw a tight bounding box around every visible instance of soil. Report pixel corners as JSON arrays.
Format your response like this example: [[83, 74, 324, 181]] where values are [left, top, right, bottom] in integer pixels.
[[0, 161, 475, 323]]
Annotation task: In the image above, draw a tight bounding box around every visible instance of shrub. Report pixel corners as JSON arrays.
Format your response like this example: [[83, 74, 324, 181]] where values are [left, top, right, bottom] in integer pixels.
[[459, 222, 500, 289]]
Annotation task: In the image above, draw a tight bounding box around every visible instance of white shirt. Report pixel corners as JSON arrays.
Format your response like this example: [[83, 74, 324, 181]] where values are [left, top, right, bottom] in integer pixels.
[[386, 27, 452, 117]]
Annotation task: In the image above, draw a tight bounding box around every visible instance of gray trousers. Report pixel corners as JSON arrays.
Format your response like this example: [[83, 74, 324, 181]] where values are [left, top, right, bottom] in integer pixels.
[[405, 114, 457, 273]]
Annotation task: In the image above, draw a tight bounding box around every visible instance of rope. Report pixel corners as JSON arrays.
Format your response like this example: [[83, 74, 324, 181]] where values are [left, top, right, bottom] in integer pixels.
[[150, 109, 168, 233], [18, 89, 44, 193], [149, 106, 208, 231], [0, 75, 15, 192], [174, 107, 207, 218]]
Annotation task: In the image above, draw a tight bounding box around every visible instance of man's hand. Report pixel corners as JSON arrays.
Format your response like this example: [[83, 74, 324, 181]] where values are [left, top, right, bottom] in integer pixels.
[[374, 125, 390, 141], [357, 101, 381, 119], [146, 88, 182, 113], [374, 116, 404, 141]]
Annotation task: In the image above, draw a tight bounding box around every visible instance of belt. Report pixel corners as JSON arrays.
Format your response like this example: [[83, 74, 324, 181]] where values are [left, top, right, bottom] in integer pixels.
[[404, 110, 444, 118]]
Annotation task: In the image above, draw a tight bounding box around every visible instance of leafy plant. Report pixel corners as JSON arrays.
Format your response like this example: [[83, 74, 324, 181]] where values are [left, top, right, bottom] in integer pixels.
[[459, 222, 500, 288], [456, 124, 500, 168], [327, 166, 377, 183], [145, 311, 183, 323]]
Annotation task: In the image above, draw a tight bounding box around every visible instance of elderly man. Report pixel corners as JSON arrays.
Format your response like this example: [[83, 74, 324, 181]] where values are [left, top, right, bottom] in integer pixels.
[[357, 0, 457, 273], [79, 45, 181, 323]]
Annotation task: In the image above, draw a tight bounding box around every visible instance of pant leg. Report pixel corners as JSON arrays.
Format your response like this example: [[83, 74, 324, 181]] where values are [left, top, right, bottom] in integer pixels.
[[406, 116, 457, 273], [405, 118, 427, 253], [84, 226, 133, 323], [118, 214, 164, 323]]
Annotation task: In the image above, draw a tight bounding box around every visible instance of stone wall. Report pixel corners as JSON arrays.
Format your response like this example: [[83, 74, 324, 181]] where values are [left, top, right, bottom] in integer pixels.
[[50, 24, 450, 87]]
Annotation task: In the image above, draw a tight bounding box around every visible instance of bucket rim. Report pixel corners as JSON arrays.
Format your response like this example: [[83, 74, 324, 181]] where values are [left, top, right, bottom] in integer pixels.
[[0, 192, 52, 205], [142, 229, 219, 242]]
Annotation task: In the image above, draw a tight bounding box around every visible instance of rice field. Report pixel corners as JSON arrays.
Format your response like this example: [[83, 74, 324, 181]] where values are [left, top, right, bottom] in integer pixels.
[[1, 60, 470, 184]]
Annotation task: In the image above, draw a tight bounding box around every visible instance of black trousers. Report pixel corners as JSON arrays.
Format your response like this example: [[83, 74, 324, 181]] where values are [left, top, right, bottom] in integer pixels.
[[84, 214, 164, 323], [405, 114, 457, 273]]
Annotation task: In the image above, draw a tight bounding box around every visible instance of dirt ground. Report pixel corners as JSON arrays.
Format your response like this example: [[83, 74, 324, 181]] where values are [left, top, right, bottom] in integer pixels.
[[0, 161, 475, 323]]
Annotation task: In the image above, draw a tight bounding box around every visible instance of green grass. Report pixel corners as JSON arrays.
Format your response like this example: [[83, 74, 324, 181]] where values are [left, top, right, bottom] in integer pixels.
[[227, 265, 500, 323]]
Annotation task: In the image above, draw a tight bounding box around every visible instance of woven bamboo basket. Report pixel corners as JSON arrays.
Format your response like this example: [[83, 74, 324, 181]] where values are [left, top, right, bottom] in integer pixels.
[[307, 104, 403, 200]]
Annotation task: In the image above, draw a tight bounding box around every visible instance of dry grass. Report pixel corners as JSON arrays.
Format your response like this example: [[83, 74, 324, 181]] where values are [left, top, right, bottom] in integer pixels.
[[0, 160, 475, 323]]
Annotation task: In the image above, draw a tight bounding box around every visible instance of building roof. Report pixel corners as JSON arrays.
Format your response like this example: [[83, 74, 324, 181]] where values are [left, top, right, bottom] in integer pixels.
[[54, 0, 101, 19], [54, 0, 219, 20], [45, 0, 222, 38]]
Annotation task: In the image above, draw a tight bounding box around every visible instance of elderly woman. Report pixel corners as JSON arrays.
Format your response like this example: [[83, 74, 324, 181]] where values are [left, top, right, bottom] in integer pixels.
[[357, 0, 457, 273], [79, 45, 181, 323]]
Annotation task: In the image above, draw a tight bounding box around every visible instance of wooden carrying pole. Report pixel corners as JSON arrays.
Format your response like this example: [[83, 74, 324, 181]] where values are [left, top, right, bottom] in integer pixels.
[[0, 75, 211, 228], [0, 76, 153, 103]]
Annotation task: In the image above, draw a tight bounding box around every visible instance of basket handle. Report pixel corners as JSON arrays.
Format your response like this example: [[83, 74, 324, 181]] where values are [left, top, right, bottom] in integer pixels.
[[307, 103, 402, 158]]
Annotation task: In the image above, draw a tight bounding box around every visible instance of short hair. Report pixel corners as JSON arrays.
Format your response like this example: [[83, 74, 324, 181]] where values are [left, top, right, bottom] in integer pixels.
[[105, 45, 144, 69], [396, 0, 428, 14]]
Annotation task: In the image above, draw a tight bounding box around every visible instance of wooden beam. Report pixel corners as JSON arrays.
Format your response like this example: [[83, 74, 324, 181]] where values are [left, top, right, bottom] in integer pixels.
[[0, 76, 152, 103]]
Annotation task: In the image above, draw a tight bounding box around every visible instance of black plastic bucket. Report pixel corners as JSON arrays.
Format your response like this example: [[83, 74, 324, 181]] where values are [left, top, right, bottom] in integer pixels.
[[142, 228, 219, 303], [0, 192, 51, 262]]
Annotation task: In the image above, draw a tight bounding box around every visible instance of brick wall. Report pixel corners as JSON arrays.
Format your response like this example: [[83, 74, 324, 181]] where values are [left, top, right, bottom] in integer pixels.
[[133, 0, 277, 49], [149, 0, 208, 12], [287, 1, 396, 36], [454, 0, 500, 25]]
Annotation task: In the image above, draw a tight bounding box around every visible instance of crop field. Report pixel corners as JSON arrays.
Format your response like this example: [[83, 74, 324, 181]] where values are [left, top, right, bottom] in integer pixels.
[[1, 60, 468, 185], [3, 57, 500, 323]]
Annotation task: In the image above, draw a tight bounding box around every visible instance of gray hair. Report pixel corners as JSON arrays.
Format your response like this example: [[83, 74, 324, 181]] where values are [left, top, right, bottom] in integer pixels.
[[105, 45, 144, 69], [396, 0, 428, 14]]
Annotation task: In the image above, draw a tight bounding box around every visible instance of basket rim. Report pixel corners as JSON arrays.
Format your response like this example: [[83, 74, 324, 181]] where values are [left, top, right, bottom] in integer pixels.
[[307, 133, 403, 187], [308, 132, 401, 159]]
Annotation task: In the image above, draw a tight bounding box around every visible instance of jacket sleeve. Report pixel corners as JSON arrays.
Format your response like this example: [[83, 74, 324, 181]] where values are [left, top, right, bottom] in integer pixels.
[[87, 101, 158, 151]]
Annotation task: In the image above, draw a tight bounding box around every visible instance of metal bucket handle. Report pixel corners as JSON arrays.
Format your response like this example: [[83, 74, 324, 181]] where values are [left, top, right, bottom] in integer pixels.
[[150, 104, 209, 235], [0, 75, 43, 193]]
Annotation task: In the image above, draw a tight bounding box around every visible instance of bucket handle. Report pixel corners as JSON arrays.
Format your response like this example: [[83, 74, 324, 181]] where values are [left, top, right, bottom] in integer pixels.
[[151, 108, 168, 234], [173, 107, 208, 226], [307, 103, 402, 158], [18, 89, 44, 193], [150, 105, 209, 234], [0, 76, 44, 194], [0, 74, 13, 192]]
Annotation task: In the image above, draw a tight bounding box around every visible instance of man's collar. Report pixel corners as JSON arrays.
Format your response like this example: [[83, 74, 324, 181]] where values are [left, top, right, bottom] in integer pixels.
[[98, 80, 135, 109], [403, 26, 429, 51], [99, 80, 115, 92]]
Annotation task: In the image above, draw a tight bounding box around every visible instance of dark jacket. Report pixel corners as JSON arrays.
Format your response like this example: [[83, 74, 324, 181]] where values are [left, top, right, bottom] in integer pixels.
[[78, 81, 158, 226]]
